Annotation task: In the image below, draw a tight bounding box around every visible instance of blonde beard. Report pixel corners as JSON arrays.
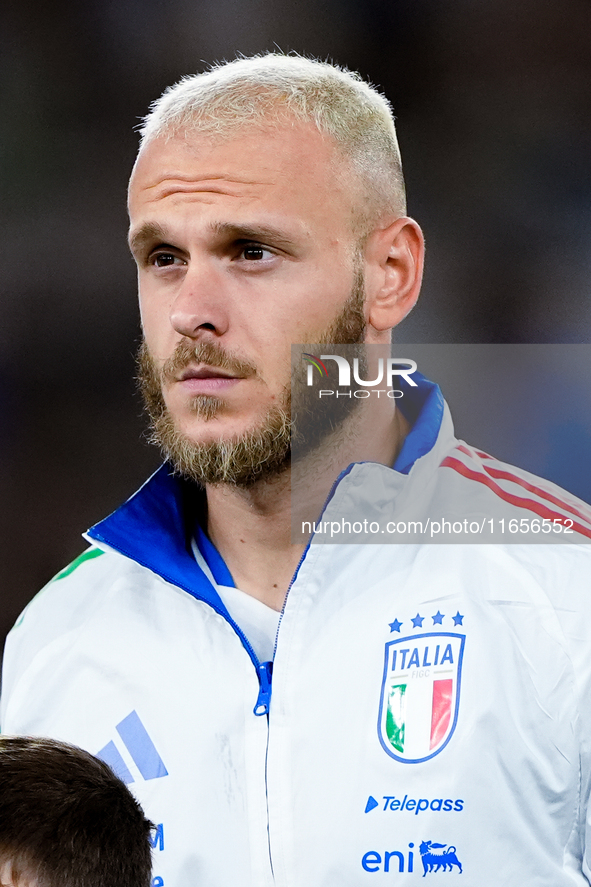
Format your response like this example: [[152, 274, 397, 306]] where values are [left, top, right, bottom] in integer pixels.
[[137, 269, 366, 487]]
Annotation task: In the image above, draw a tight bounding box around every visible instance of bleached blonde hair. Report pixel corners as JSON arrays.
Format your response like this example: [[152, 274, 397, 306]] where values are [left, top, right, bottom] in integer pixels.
[[139, 53, 406, 233]]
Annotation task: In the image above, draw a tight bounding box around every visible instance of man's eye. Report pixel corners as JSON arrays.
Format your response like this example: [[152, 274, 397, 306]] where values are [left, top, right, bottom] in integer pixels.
[[241, 245, 273, 261], [152, 253, 182, 267]]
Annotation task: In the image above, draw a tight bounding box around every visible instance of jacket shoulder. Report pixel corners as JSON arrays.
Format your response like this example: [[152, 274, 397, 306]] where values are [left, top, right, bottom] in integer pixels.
[[11, 544, 140, 631], [1, 545, 146, 717], [438, 441, 591, 539]]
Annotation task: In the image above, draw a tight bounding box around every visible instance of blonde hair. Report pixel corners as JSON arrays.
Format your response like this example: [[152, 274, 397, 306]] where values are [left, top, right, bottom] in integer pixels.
[[139, 53, 406, 231]]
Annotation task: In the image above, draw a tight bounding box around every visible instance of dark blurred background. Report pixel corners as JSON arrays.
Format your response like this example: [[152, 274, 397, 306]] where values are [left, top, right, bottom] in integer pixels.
[[2, 0, 591, 663]]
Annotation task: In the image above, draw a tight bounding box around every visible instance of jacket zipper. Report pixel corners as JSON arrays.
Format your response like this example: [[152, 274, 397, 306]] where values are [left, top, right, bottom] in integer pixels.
[[255, 463, 359, 714]]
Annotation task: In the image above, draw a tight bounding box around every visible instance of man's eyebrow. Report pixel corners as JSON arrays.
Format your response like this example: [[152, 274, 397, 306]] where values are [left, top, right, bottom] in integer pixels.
[[128, 220, 302, 257], [128, 222, 169, 256], [209, 221, 299, 249]]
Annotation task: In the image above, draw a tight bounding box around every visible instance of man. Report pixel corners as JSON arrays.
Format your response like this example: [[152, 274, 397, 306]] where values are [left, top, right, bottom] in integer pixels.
[[2, 54, 591, 885], [0, 736, 153, 887]]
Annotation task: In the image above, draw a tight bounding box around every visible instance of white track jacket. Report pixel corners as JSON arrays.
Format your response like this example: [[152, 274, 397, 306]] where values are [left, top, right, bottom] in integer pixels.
[[3, 376, 591, 885]]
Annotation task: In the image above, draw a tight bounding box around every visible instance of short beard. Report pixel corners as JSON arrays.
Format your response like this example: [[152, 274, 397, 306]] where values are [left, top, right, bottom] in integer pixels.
[[137, 267, 366, 488], [137, 340, 292, 487]]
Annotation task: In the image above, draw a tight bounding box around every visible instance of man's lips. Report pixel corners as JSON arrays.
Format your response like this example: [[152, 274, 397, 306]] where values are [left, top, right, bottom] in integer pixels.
[[175, 364, 244, 393]]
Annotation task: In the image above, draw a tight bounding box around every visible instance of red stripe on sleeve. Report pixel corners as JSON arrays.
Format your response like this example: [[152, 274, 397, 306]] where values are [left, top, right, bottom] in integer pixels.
[[441, 455, 591, 540]]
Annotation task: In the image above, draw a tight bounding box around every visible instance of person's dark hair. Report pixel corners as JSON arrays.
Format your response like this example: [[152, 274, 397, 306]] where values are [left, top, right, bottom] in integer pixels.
[[0, 736, 153, 887]]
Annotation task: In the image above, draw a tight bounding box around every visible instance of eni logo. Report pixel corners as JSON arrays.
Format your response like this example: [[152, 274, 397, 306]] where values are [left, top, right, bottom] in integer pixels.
[[420, 842, 463, 875]]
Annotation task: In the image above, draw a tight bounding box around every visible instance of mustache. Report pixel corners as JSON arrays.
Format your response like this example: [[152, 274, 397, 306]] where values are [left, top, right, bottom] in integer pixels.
[[159, 339, 259, 384]]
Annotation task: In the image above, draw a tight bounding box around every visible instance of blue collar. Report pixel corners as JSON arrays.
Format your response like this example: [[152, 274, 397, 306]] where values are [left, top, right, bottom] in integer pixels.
[[87, 374, 444, 600], [393, 372, 445, 474], [87, 465, 228, 608]]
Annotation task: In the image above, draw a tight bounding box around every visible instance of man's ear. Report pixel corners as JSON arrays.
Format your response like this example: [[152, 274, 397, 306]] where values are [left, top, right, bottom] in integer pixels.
[[363, 217, 424, 337]]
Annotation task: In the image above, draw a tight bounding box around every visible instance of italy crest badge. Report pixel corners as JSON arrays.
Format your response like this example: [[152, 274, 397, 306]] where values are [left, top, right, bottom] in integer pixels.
[[378, 632, 465, 763]]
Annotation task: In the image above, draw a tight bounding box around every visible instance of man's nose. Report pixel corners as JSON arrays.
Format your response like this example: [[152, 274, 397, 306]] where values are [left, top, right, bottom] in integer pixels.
[[169, 263, 229, 338]]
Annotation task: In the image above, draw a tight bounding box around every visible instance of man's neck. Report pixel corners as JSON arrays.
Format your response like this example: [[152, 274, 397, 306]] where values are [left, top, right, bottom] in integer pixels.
[[206, 475, 299, 611], [205, 402, 409, 611]]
